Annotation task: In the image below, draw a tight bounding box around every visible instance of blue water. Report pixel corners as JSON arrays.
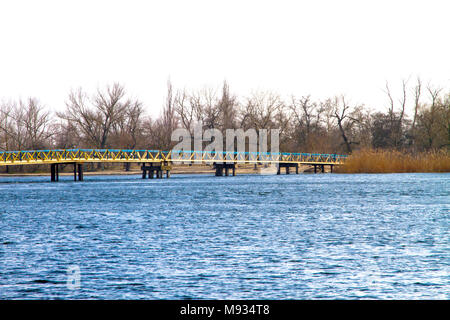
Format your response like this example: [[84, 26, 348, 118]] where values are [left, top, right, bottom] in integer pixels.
[[0, 173, 448, 299]]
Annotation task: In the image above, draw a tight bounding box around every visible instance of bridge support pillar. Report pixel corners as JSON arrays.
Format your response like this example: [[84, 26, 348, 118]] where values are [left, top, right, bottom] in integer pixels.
[[215, 165, 223, 176], [142, 163, 169, 179], [214, 163, 235, 177], [77, 164, 84, 181], [51, 163, 59, 182], [278, 163, 299, 175], [73, 163, 83, 181], [321, 165, 325, 173], [314, 165, 317, 174], [330, 165, 333, 173]]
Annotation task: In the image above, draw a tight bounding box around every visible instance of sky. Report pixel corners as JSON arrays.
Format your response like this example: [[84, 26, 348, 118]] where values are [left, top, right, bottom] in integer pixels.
[[0, 0, 449, 117]]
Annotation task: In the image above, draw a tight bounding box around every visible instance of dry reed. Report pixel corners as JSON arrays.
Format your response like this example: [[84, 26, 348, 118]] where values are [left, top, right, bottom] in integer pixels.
[[336, 149, 450, 173]]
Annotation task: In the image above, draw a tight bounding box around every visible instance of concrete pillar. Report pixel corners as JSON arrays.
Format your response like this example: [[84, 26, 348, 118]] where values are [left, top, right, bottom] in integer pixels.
[[141, 163, 146, 179], [51, 164, 56, 182], [215, 165, 223, 176], [77, 164, 83, 181], [50, 163, 59, 182]]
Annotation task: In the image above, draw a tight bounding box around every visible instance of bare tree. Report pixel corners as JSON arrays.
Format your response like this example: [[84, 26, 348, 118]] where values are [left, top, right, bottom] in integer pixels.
[[217, 81, 238, 131], [174, 89, 196, 134], [58, 83, 131, 149], [384, 79, 409, 148], [20, 98, 54, 150], [54, 119, 78, 149], [151, 80, 179, 150], [112, 100, 145, 149], [331, 95, 361, 153], [0, 101, 14, 150], [242, 91, 282, 130], [416, 84, 443, 149], [8, 102, 27, 150], [0, 98, 53, 150], [440, 94, 450, 149], [412, 77, 422, 131], [199, 88, 220, 129], [289, 95, 320, 149]]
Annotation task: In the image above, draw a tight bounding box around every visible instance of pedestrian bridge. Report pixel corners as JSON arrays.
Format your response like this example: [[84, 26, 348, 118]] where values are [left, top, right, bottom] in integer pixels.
[[0, 149, 347, 181]]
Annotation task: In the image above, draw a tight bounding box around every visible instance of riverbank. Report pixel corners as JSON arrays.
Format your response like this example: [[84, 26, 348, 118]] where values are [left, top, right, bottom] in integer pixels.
[[336, 149, 450, 173], [0, 164, 314, 176]]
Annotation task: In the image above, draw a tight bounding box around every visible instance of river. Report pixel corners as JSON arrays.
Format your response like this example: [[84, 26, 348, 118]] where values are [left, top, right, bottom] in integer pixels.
[[0, 173, 448, 299]]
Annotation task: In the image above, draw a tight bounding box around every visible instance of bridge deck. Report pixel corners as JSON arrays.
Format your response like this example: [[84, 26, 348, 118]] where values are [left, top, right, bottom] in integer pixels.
[[0, 149, 347, 166]]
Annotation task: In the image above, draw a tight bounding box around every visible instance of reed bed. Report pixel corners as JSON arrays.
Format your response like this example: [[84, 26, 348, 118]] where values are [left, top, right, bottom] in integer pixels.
[[336, 149, 450, 173]]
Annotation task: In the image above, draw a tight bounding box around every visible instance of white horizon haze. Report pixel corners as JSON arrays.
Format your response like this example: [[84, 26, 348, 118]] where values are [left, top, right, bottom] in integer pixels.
[[0, 0, 449, 118]]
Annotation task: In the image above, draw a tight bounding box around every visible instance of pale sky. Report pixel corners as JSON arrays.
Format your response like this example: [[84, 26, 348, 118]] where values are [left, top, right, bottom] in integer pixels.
[[1, 0, 449, 117]]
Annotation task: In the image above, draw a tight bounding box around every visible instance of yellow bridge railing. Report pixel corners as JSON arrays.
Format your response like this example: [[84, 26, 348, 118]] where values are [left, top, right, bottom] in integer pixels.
[[0, 149, 347, 166]]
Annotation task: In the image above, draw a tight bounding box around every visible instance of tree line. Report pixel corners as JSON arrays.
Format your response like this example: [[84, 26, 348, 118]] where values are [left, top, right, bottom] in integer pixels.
[[1, 79, 449, 155]]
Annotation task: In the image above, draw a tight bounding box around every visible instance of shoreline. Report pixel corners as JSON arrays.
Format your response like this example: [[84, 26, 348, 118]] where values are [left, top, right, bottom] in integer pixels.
[[1, 164, 448, 176], [1, 170, 448, 177], [0, 164, 319, 176]]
